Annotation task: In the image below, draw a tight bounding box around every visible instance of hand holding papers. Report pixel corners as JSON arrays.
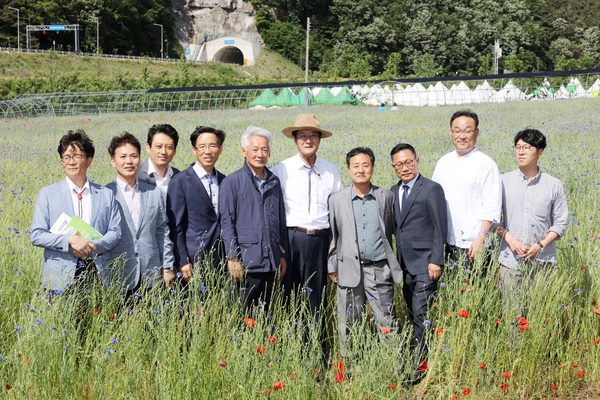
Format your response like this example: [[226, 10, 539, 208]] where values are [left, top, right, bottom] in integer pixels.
[[50, 213, 101, 259]]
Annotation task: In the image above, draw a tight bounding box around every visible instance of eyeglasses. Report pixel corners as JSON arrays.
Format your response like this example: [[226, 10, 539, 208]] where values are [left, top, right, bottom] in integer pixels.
[[296, 134, 320, 141], [392, 159, 416, 169], [515, 145, 535, 152], [194, 144, 220, 152], [451, 129, 477, 137], [61, 154, 87, 163]]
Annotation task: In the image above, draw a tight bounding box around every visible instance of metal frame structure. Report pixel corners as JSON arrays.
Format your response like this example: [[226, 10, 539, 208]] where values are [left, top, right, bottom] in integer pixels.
[[26, 24, 80, 52], [1, 73, 599, 119]]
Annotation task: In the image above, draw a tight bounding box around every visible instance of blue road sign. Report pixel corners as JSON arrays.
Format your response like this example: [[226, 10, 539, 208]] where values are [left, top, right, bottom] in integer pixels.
[[224, 40, 234, 44]]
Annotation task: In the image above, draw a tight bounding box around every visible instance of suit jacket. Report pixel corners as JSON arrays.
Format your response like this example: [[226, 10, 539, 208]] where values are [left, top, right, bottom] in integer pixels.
[[30, 179, 122, 291], [106, 179, 174, 289], [137, 160, 180, 186], [392, 174, 448, 276], [328, 186, 402, 287], [166, 164, 226, 268]]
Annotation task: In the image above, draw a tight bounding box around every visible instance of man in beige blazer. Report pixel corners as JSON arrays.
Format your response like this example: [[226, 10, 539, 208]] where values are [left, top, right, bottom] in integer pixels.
[[328, 147, 402, 359]]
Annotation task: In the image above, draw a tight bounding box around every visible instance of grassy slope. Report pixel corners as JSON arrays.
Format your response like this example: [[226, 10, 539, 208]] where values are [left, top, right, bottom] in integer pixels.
[[0, 47, 304, 87]]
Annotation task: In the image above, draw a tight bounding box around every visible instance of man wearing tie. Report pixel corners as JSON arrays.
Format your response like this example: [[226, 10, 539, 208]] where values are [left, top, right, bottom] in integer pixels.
[[30, 130, 122, 292], [106, 133, 175, 295], [167, 126, 226, 282], [391, 143, 447, 376]]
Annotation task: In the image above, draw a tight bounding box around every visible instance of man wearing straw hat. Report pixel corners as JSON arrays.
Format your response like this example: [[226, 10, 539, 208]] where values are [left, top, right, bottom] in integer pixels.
[[272, 114, 343, 320]]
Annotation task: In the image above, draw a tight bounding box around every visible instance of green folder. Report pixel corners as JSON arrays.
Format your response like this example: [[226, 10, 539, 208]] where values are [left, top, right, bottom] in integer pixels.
[[61, 215, 103, 241]]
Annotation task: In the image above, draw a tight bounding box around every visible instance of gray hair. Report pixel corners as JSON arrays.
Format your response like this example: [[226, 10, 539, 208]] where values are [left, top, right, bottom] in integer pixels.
[[241, 125, 273, 150]]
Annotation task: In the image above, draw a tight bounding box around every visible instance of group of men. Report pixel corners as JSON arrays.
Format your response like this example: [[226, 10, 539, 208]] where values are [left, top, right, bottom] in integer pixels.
[[30, 110, 568, 377]]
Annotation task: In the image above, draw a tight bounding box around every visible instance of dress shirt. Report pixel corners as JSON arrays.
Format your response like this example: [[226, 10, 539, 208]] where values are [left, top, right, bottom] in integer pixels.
[[399, 173, 419, 213], [497, 168, 568, 269], [272, 153, 343, 229], [116, 177, 141, 229], [193, 163, 220, 214], [352, 187, 386, 262], [432, 148, 501, 248], [148, 161, 174, 202], [65, 177, 91, 224]]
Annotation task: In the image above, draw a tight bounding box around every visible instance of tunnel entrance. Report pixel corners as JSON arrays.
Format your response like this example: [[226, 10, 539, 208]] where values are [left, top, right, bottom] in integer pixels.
[[214, 46, 244, 65]]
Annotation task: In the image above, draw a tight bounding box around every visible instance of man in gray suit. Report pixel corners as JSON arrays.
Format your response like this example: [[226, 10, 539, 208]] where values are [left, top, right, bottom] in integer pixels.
[[328, 147, 402, 359], [391, 143, 447, 373], [137, 124, 181, 202], [30, 130, 122, 292], [106, 133, 175, 296]]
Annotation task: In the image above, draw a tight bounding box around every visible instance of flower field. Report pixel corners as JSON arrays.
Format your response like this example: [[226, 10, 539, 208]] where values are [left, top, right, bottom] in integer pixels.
[[0, 100, 599, 399]]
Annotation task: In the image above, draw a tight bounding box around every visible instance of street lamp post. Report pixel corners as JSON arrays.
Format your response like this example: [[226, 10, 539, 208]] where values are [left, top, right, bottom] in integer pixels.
[[8, 7, 19, 52], [90, 16, 99, 54], [153, 23, 163, 60]]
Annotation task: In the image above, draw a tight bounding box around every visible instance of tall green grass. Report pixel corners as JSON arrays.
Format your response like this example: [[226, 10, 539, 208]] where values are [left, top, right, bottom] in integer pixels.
[[0, 100, 599, 398]]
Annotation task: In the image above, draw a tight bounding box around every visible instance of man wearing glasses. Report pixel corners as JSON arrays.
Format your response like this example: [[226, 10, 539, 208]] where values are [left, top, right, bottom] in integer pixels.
[[432, 110, 502, 263], [272, 114, 343, 321], [493, 129, 568, 295], [30, 130, 122, 292], [391, 143, 447, 379], [166, 126, 226, 283]]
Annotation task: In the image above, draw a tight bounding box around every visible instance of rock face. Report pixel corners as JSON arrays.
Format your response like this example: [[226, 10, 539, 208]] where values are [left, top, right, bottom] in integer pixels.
[[172, 0, 261, 53]]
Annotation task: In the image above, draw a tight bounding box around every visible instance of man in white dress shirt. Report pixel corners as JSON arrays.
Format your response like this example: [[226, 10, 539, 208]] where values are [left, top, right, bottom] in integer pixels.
[[272, 114, 343, 319], [137, 124, 181, 201], [432, 110, 502, 263]]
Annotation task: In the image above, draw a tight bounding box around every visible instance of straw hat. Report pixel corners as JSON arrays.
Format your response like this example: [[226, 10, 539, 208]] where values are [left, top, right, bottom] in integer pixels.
[[281, 114, 333, 138]]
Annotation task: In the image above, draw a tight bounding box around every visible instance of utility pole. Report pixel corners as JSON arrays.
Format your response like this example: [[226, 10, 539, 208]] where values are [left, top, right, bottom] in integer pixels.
[[8, 7, 19, 52], [153, 23, 163, 60], [305, 17, 310, 105], [91, 16, 99, 54]]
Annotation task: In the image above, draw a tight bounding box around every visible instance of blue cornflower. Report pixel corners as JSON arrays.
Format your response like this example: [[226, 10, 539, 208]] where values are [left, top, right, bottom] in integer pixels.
[[444, 347, 451, 353], [14, 325, 20, 333], [424, 320, 432, 326], [24, 302, 30, 308], [170, 289, 176, 295], [440, 282, 446, 288], [176, 272, 183, 278], [54, 290, 64, 295], [35, 318, 42, 325], [0, 354, 4, 361], [62, 329, 69, 334], [111, 337, 118, 345], [105, 349, 114, 355], [305, 287, 313, 293], [64, 347, 70, 351], [574, 288, 582, 293], [385, 302, 393, 307], [200, 284, 206, 292], [134, 292, 141, 298], [367, 296, 375, 301]]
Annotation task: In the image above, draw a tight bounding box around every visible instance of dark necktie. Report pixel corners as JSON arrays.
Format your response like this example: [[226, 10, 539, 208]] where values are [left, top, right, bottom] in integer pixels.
[[401, 184, 409, 216]]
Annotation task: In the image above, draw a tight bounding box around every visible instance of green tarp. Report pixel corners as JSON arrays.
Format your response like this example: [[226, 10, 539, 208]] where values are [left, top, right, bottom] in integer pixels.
[[333, 86, 363, 105], [249, 89, 277, 107]]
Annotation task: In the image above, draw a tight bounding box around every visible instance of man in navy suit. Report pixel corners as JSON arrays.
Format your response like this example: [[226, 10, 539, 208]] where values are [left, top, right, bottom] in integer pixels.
[[166, 126, 226, 282], [30, 130, 122, 292], [391, 143, 447, 372], [137, 124, 181, 202], [106, 133, 175, 294]]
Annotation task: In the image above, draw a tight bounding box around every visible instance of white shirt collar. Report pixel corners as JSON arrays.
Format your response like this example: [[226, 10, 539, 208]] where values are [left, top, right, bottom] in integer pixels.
[[65, 176, 90, 193], [147, 160, 173, 179], [116, 177, 139, 192]]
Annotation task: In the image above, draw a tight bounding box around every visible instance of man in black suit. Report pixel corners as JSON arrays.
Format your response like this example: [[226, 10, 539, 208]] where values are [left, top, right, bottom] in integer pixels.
[[390, 143, 447, 372], [137, 124, 181, 202], [166, 126, 226, 283]]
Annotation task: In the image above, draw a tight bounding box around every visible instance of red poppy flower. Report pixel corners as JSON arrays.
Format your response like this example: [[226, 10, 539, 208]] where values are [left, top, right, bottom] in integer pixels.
[[259, 389, 271, 395], [433, 328, 443, 338], [273, 381, 285, 390], [495, 318, 501, 324], [579, 265, 585, 270], [458, 309, 469, 318], [544, 317, 551, 323], [417, 360, 428, 371], [244, 317, 256, 327], [195, 308, 200, 315], [463, 388, 472, 395], [479, 363, 485, 369], [256, 346, 266, 355], [503, 372, 512, 379], [334, 361, 345, 373], [219, 360, 227, 367], [389, 383, 396, 389], [592, 300, 597, 306], [111, 312, 116, 319], [594, 308, 600, 316], [335, 371, 344, 383], [551, 384, 558, 390], [571, 365, 578, 369], [5, 383, 12, 392], [519, 324, 530, 331], [501, 383, 508, 391], [451, 395, 458, 400], [268, 336, 277, 344], [91, 309, 101, 316], [578, 370, 585, 378], [461, 286, 466, 292], [517, 317, 528, 325], [446, 310, 452, 315], [381, 326, 391, 334]]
